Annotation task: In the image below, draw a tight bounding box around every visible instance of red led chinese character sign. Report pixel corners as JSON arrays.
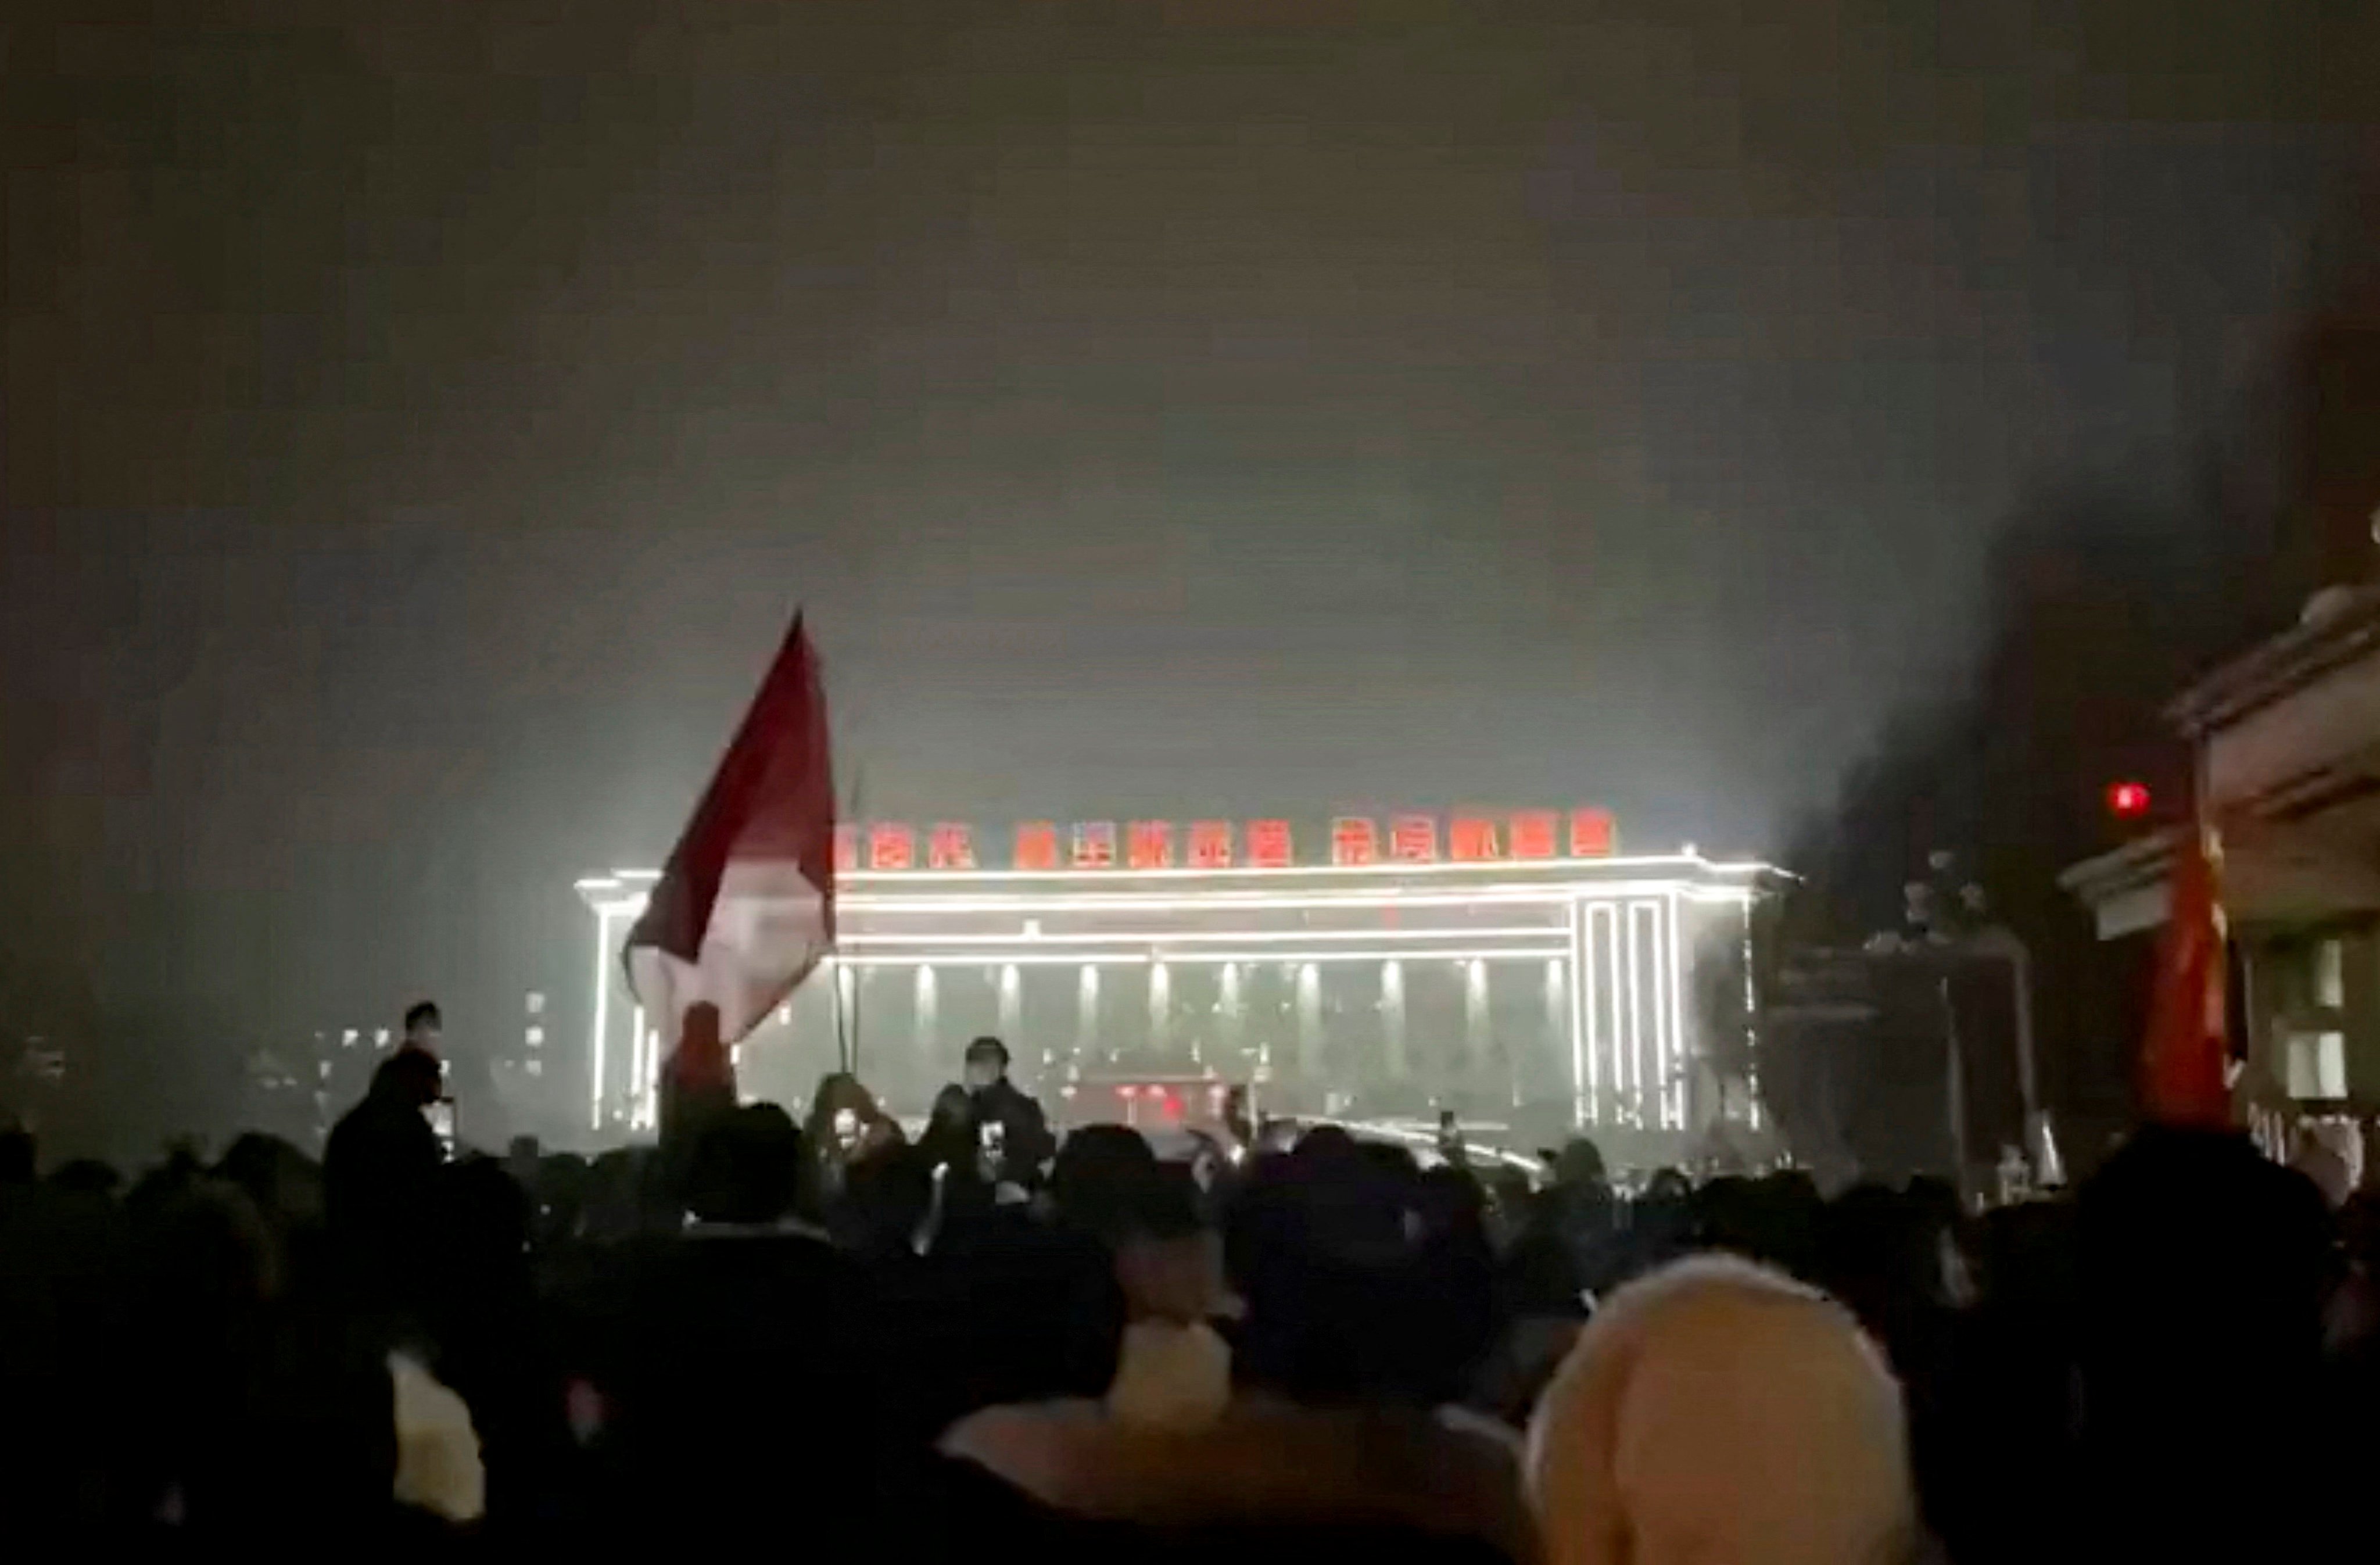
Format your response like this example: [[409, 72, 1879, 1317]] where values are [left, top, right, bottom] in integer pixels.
[[1128, 821, 1174, 869], [1509, 810, 1558, 860], [1014, 822, 1060, 871], [1569, 808, 1615, 858], [1246, 819, 1293, 869], [1188, 821, 1234, 868], [868, 822, 915, 871], [1449, 816, 1500, 861], [927, 822, 976, 869], [834, 825, 859, 875], [1331, 817, 1379, 865], [1072, 821, 1117, 868], [1389, 814, 1439, 862]]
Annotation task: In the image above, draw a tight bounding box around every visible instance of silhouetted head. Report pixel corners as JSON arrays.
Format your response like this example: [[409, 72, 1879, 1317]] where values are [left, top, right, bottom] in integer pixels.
[[929, 1083, 974, 1136], [2078, 1126, 2332, 1383], [806, 1071, 886, 1149], [834, 1143, 935, 1257], [1551, 1137, 1607, 1190], [439, 1155, 532, 1276], [1287, 1122, 1361, 1172], [963, 1036, 1010, 1090], [687, 1103, 804, 1226], [403, 1000, 442, 1050], [216, 1131, 324, 1231], [2070, 1126, 2338, 1553], [372, 1046, 445, 1108], [1228, 1139, 1478, 1407], [1049, 1123, 1159, 1239], [48, 1158, 121, 1198]]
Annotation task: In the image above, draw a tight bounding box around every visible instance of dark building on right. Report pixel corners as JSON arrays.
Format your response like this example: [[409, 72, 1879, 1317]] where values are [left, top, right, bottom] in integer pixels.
[[2063, 305, 2380, 1140]]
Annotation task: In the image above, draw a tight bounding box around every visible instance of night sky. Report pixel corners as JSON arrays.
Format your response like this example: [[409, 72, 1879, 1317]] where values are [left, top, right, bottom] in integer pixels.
[[4, 3, 2373, 1063]]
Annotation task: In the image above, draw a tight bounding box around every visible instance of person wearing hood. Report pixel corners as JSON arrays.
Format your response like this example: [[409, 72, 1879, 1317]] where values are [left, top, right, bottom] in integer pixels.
[[1526, 1254, 1919, 1565]]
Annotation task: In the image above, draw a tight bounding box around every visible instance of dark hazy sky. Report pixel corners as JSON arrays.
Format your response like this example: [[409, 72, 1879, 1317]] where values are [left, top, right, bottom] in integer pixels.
[[4, 1, 2374, 1041]]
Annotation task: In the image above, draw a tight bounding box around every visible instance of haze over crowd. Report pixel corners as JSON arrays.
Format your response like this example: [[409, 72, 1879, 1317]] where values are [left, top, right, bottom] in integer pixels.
[[5, 2, 2374, 1140]]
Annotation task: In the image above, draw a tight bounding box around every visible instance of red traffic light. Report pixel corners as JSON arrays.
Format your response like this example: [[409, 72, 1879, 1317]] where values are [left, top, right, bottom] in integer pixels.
[[2106, 780, 2152, 819]]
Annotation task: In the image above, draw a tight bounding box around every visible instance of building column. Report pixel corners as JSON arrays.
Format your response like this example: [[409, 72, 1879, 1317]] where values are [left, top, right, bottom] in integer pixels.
[[1149, 961, 1172, 1056], [1295, 963, 1322, 1080], [1464, 959, 1490, 1070], [1218, 962, 1243, 1066], [1076, 965, 1100, 1065], [997, 963, 1021, 1041], [913, 966, 938, 1077]]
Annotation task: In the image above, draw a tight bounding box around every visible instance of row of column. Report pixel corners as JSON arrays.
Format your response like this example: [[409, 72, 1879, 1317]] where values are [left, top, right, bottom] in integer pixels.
[[829, 958, 1539, 1079], [597, 898, 1693, 1133]]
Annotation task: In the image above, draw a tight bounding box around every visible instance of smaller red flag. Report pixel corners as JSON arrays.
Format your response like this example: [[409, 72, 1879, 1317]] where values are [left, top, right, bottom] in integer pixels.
[[2141, 826, 2230, 1127]]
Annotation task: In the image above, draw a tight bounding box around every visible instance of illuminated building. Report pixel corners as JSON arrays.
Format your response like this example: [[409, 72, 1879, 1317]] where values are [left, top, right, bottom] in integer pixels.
[[574, 810, 1782, 1157]]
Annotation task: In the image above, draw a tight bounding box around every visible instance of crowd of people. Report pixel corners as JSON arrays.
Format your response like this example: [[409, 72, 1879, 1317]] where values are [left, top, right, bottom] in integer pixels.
[[4, 1009, 2378, 1562]]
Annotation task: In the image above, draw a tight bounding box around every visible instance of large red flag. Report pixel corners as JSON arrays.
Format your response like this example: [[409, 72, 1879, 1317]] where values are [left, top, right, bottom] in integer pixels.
[[625, 614, 835, 1096], [2141, 826, 2229, 1127]]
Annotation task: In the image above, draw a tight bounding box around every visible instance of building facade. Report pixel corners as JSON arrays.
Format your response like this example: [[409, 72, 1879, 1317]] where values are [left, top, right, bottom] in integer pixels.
[[576, 811, 1779, 1161], [2063, 586, 2380, 1117]]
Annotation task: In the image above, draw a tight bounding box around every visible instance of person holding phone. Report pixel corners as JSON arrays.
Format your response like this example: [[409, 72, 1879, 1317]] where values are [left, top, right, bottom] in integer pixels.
[[956, 1036, 1053, 1192], [800, 1072, 905, 1216]]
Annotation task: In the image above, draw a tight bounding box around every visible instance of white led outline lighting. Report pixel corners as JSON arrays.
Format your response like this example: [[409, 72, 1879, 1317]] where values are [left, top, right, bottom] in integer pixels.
[[1622, 903, 1636, 1127], [1657, 897, 1679, 1130], [647, 1019, 665, 1130], [1740, 898, 1763, 1131], [823, 851, 1769, 884], [575, 854, 1765, 892], [1650, 898, 1669, 1129], [582, 878, 1762, 918], [1572, 898, 1596, 1127], [1567, 899, 1589, 1129], [831, 878, 1736, 903], [585, 872, 1761, 909], [627, 1002, 646, 1133], [1630, 901, 1656, 1129], [1664, 891, 1687, 1130], [1540, 957, 1563, 1113], [831, 924, 1564, 946], [576, 855, 1765, 1140], [1622, 903, 1640, 1129], [589, 906, 612, 1132], [811, 945, 1563, 967], [1584, 902, 1612, 1122]]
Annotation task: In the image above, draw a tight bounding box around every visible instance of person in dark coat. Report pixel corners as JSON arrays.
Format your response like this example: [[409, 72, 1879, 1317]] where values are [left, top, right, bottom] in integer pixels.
[[954, 1036, 1055, 1190], [322, 1045, 445, 1308]]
